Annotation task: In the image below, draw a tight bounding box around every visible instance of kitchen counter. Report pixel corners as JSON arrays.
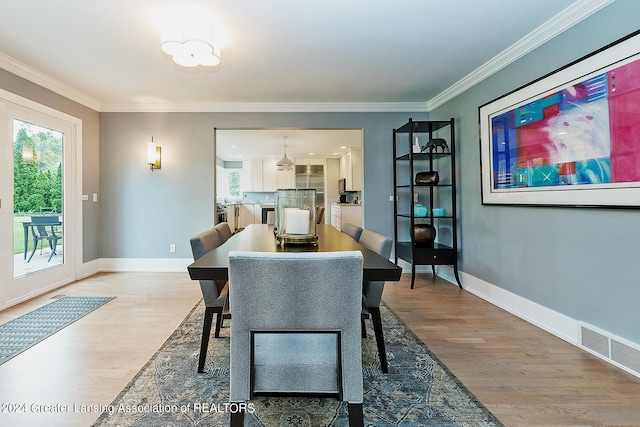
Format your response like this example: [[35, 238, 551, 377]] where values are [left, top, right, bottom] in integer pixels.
[[330, 203, 362, 230]]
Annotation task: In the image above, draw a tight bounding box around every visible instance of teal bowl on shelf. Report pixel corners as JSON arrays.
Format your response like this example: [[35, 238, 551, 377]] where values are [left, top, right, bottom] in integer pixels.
[[414, 204, 428, 217], [432, 208, 446, 217]]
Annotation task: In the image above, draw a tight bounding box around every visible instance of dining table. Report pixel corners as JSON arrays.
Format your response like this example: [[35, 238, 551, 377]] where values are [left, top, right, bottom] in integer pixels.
[[187, 223, 402, 283]]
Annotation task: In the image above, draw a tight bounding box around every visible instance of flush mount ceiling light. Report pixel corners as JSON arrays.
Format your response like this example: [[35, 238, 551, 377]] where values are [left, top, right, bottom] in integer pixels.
[[276, 136, 294, 170], [161, 21, 221, 67]]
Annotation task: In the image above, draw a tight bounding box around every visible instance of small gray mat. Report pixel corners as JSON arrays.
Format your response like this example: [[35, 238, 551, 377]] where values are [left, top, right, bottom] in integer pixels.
[[0, 296, 115, 365]]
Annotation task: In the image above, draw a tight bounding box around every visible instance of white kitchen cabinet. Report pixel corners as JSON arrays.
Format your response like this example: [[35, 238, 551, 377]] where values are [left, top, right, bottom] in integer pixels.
[[262, 158, 277, 191], [257, 158, 295, 191], [295, 158, 323, 166], [339, 149, 362, 191], [340, 205, 362, 228], [330, 204, 341, 230], [250, 159, 263, 191], [350, 150, 362, 191], [330, 204, 362, 231], [254, 204, 263, 224], [339, 152, 349, 185], [239, 161, 252, 194], [238, 204, 256, 229], [226, 205, 239, 232], [276, 168, 295, 189]]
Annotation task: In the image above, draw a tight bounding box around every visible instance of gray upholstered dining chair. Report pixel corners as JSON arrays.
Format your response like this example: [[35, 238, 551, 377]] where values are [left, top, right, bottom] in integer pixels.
[[228, 250, 364, 427], [214, 221, 233, 242], [341, 223, 363, 241], [358, 228, 393, 373], [189, 228, 230, 373]]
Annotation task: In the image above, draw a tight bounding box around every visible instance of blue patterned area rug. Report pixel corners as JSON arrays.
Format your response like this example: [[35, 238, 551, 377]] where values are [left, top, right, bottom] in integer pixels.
[[93, 301, 503, 427], [0, 296, 115, 365]]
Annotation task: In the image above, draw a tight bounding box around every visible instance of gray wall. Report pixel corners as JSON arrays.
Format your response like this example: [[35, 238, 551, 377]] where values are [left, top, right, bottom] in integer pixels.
[[0, 69, 100, 262], [431, 0, 640, 343], [98, 112, 424, 258]]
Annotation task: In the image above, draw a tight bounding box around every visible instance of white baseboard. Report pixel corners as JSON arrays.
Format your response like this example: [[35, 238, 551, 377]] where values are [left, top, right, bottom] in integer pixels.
[[443, 267, 577, 345], [80, 259, 101, 278], [433, 265, 640, 378], [351, 260, 578, 345]]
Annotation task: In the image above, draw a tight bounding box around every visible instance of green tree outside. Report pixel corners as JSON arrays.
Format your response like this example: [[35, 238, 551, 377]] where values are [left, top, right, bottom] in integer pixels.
[[13, 126, 63, 214]]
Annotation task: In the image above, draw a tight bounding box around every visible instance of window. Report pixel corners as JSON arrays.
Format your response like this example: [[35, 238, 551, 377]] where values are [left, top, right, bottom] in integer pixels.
[[217, 168, 242, 200], [228, 170, 240, 197]]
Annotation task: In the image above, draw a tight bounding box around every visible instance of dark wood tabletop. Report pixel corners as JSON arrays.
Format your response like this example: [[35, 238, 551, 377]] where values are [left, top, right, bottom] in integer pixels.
[[187, 223, 402, 282]]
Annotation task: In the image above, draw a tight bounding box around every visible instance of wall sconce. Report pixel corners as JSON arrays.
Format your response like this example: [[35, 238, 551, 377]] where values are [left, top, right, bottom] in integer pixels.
[[148, 137, 161, 171]]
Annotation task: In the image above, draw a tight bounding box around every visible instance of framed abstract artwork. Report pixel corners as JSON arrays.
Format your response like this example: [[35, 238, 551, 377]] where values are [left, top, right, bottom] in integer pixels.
[[479, 30, 640, 207]]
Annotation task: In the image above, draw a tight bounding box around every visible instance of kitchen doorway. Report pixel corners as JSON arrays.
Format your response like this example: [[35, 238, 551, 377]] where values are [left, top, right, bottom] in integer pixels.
[[214, 128, 363, 229]]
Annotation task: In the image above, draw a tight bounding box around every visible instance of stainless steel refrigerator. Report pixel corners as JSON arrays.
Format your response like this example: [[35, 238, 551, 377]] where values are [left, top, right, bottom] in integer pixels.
[[295, 164, 324, 207]]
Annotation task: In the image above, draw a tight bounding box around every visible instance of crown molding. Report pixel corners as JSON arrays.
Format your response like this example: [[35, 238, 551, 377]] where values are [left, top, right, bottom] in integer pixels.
[[0, 51, 102, 111], [426, 0, 615, 111], [99, 101, 429, 113], [0, 51, 424, 113]]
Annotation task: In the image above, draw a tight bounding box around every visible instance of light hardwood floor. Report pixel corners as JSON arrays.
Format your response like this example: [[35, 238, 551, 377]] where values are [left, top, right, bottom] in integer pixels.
[[0, 272, 202, 427], [1, 272, 639, 426], [383, 273, 640, 426]]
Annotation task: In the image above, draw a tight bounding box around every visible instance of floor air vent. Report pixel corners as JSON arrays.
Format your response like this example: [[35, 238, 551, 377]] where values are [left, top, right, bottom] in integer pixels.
[[579, 322, 640, 378], [580, 326, 609, 358], [611, 340, 640, 375]]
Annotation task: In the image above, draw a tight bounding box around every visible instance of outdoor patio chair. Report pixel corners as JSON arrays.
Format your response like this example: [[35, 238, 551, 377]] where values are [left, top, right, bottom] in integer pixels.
[[27, 215, 61, 263]]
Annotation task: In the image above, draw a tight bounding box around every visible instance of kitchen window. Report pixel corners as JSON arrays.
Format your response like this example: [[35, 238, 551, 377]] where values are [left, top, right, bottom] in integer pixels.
[[228, 170, 240, 197]]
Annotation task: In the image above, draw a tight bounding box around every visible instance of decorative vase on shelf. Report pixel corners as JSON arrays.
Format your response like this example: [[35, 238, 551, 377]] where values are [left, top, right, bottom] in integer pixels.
[[412, 136, 421, 153], [412, 224, 436, 248], [415, 171, 439, 185]]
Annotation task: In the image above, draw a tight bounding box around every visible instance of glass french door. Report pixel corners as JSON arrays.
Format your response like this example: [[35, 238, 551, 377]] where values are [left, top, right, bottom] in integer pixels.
[[12, 118, 66, 277], [1, 93, 80, 308]]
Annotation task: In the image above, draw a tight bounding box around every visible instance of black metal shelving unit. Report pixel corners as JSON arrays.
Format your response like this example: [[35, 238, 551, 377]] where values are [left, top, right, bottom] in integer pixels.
[[393, 118, 461, 289]]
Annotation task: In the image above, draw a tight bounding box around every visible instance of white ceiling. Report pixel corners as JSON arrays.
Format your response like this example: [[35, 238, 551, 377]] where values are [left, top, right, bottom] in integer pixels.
[[0, 1, 609, 160], [216, 128, 362, 161], [0, 0, 597, 113]]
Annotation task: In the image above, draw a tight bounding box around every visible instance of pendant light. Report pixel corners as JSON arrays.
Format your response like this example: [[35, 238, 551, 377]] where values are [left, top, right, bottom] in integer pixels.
[[276, 136, 293, 170]]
